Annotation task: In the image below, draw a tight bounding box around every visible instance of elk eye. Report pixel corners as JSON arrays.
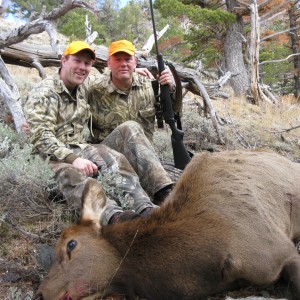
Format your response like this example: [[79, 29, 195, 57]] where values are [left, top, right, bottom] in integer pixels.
[[67, 240, 77, 259]]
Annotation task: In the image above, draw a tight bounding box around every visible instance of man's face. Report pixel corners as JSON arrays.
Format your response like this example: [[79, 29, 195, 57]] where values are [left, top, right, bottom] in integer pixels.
[[60, 51, 94, 91], [107, 52, 137, 83]]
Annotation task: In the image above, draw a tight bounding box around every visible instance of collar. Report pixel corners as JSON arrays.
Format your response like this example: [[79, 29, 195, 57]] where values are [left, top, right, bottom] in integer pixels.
[[52, 71, 84, 99], [106, 72, 144, 94]]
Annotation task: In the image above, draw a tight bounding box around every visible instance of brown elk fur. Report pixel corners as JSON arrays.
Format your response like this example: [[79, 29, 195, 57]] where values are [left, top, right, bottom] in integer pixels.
[[36, 150, 300, 300]]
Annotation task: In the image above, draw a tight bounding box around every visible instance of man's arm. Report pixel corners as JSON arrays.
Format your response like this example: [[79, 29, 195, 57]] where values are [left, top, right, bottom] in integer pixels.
[[25, 92, 99, 176], [24, 89, 76, 162]]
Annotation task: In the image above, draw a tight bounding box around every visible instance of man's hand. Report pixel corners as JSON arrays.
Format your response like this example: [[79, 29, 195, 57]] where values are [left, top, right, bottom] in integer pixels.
[[158, 69, 175, 91], [72, 157, 98, 176], [135, 68, 155, 80], [22, 120, 30, 135]]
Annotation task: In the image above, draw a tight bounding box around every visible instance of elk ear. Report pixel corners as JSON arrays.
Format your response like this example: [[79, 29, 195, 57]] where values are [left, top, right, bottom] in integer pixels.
[[81, 178, 107, 229]]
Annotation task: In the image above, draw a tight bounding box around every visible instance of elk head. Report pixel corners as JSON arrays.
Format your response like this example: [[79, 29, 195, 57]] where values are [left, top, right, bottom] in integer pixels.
[[35, 178, 123, 300]]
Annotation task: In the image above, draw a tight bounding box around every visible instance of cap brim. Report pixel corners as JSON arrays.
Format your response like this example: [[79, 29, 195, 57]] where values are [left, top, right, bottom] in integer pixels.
[[110, 49, 135, 56], [69, 48, 96, 60], [81, 48, 96, 60]]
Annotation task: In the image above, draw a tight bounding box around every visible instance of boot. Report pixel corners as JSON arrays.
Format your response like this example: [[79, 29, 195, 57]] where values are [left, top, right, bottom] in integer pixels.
[[108, 210, 140, 224], [153, 184, 174, 205]]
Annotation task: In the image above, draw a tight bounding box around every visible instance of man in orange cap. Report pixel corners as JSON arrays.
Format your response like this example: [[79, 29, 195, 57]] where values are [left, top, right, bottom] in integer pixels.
[[24, 40, 163, 225], [88, 40, 175, 205], [89, 40, 175, 142]]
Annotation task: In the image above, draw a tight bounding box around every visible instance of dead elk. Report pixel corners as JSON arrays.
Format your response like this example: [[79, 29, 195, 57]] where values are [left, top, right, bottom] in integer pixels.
[[36, 150, 300, 300]]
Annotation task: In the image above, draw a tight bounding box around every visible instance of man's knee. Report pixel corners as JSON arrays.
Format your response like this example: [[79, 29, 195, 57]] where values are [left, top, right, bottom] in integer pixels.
[[118, 120, 143, 134]]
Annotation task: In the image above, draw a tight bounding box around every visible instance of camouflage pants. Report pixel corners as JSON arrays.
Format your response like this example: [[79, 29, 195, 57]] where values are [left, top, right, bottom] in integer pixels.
[[51, 121, 172, 225], [102, 120, 173, 196]]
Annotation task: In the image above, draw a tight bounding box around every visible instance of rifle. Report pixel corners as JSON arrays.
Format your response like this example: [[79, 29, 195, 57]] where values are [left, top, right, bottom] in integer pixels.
[[149, 0, 191, 170]]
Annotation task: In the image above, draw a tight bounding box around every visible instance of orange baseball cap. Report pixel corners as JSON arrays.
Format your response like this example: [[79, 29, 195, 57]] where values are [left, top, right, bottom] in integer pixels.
[[64, 41, 96, 60], [108, 40, 135, 56]]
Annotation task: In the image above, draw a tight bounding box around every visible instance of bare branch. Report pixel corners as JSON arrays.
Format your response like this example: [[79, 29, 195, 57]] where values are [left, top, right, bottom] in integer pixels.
[[217, 71, 238, 88], [259, 53, 300, 65], [45, 22, 59, 54], [259, 83, 277, 103], [226, 110, 252, 148], [85, 15, 98, 46], [193, 76, 225, 144], [270, 124, 300, 133], [257, 0, 270, 8], [261, 25, 300, 42], [1, 42, 109, 71], [32, 60, 47, 79], [0, 19, 51, 49], [260, 0, 291, 21], [44, 0, 95, 21], [0, 57, 25, 132], [0, 0, 96, 50], [142, 24, 170, 54], [237, 0, 249, 7], [261, 10, 287, 24]]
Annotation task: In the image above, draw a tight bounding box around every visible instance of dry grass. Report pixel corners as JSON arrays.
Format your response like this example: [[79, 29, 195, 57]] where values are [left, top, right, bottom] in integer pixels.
[[215, 95, 300, 159]]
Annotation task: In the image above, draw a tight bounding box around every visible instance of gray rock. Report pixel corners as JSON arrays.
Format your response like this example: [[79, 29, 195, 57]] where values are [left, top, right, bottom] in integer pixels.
[[35, 244, 54, 272]]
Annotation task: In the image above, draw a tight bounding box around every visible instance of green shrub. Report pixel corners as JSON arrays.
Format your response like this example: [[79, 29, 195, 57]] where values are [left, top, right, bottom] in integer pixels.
[[0, 123, 56, 225], [96, 169, 133, 211], [153, 130, 173, 161]]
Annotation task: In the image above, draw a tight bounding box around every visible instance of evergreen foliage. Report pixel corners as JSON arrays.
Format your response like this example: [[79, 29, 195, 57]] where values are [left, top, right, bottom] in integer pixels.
[[96, 0, 121, 42], [57, 9, 106, 44], [155, 0, 235, 64], [115, 0, 151, 46], [260, 44, 293, 94], [8, 0, 64, 18]]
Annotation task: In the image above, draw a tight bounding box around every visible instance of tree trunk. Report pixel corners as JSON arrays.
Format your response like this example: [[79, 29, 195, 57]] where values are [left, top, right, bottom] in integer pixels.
[[288, 1, 300, 99], [224, 1, 249, 96], [249, 0, 260, 105]]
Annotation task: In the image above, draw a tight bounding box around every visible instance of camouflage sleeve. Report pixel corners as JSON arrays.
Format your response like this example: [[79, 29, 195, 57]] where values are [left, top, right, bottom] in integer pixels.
[[24, 88, 74, 161]]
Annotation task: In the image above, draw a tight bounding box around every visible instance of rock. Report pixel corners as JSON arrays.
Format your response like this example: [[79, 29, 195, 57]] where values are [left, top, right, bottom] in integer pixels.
[[35, 244, 54, 272]]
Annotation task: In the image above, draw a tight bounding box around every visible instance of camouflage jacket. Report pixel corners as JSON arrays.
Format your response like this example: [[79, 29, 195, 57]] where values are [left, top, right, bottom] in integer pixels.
[[24, 73, 91, 161], [88, 72, 156, 142]]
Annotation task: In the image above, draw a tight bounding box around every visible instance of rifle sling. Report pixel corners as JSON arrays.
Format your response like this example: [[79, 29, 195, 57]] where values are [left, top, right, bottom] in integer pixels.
[[165, 61, 183, 114], [151, 80, 164, 128]]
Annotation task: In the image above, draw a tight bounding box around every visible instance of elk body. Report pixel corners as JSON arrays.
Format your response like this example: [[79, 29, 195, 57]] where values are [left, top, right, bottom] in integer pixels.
[[36, 150, 300, 300]]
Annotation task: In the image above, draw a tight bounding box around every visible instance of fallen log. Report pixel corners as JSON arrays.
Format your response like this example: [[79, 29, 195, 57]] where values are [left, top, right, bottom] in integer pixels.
[[1, 43, 225, 143]]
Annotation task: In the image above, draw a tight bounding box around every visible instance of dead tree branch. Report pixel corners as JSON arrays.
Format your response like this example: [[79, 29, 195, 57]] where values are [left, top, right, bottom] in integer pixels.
[[226, 110, 252, 148], [259, 53, 300, 65], [270, 124, 300, 133], [261, 25, 300, 42], [0, 56, 25, 132], [192, 77, 225, 144]]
